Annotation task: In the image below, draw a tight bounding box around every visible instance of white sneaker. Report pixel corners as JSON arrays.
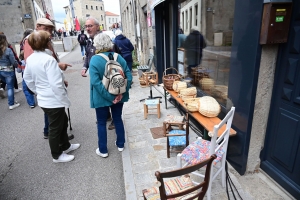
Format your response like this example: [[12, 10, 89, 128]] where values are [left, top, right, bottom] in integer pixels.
[[53, 153, 74, 163], [0, 88, 5, 98], [64, 144, 81, 154], [9, 103, 20, 110], [96, 148, 108, 158], [115, 141, 124, 152], [14, 88, 22, 93]]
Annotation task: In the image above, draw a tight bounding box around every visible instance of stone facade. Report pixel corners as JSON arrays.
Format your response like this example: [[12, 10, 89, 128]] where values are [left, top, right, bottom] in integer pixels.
[[0, 0, 54, 44], [73, 0, 106, 29], [119, 0, 154, 66]]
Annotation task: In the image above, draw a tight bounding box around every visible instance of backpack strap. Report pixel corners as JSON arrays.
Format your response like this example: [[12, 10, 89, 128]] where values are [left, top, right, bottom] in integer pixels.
[[96, 53, 110, 61]]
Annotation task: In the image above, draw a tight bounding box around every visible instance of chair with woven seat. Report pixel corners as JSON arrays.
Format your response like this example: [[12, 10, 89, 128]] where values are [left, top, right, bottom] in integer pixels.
[[137, 54, 154, 77], [143, 154, 217, 200], [163, 113, 189, 158], [177, 107, 235, 200]]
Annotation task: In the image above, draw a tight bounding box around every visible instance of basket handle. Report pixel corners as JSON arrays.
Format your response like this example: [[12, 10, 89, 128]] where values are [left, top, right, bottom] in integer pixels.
[[163, 67, 179, 76]]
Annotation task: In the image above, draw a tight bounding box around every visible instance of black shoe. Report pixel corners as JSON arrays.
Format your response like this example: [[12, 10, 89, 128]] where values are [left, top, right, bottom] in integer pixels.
[[68, 133, 74, 140], [108, 121, 115, 130], [44, 134, 48, 139]]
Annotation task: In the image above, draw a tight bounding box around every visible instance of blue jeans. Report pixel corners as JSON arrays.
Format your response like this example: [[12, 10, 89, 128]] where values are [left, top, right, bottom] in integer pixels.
[[0, 71, 15, 106], [44, 113, 49, 135], [80, 45, 86, 56], [95, 103, 125, 154], [22, 80, 35, 106]]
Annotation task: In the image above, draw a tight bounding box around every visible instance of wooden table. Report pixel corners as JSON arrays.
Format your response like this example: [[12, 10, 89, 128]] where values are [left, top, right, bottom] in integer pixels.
[[164, 88, 236, 139]]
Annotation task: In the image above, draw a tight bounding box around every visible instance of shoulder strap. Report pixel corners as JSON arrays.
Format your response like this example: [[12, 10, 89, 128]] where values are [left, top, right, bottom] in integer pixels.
[[113, 53, 118, 61], [96, 53, 110, 61]]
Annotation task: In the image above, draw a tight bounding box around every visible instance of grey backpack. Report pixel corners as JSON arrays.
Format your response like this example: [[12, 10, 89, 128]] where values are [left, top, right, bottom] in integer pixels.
[[97, 53, 127, 95]]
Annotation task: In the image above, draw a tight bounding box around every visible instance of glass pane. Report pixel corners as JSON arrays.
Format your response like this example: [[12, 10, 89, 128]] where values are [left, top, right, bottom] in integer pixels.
[[177, 0, 235, 106]]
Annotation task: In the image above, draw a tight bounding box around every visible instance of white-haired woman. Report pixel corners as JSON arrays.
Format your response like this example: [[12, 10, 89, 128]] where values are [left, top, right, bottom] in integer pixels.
[[89, 33, 132, 158], [113, 30, 134, 72]]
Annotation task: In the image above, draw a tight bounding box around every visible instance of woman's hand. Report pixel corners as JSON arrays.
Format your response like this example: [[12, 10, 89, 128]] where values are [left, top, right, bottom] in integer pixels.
[[113, 94, 123, 104]]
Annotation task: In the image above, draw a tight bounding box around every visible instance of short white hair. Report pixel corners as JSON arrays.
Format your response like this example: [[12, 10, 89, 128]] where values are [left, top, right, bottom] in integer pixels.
[[86, 16, 99, 26], [115, 29, 122, 37], [93, 33, 113, 52]]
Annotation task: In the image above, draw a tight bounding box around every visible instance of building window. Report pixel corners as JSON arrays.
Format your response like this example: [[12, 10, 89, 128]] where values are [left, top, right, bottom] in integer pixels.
[[112, 18, 114, 22], [91, 6, 93, 10], [96, 6, 98, 10], [109, 18, 111, 23], [86, 5, 88, 9], [101, 6, 103, 10], [101, 15, 103, 21], [86, 14, 90, 17], [194, 4, 198, 26]]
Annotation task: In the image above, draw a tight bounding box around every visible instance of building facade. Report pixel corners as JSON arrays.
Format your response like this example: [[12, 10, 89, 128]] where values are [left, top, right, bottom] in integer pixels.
[[0, 0, 54, 43], [105, 11, 120, 30], [120, 0, 300, 198], [72, 0, 106, 30]]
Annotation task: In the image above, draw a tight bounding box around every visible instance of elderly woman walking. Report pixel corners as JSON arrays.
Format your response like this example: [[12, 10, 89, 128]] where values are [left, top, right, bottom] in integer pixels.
[[0, 34, 20, 109], [23, 31, 80, 163], [89, 33, 132, 158]]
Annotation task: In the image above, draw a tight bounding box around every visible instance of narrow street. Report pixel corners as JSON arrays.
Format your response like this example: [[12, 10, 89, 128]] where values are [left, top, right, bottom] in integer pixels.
[[0, 44, 126, 199]]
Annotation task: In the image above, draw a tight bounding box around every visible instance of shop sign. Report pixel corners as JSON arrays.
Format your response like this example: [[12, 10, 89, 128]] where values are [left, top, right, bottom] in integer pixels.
[[24, 14, 31, 19]]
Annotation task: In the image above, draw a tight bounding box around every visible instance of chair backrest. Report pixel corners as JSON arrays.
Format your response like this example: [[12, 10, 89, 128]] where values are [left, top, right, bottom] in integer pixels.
[[209, 107, 235, 157], [156, 154, 217, 200], [147, 54, 154, 70]]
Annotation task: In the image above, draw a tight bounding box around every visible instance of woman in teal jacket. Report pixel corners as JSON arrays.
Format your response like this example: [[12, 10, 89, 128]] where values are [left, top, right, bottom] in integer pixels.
[[89, 33, 132, 158]]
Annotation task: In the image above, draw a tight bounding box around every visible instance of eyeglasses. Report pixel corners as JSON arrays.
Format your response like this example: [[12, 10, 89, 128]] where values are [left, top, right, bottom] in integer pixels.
[[85, 24, 94, 29]]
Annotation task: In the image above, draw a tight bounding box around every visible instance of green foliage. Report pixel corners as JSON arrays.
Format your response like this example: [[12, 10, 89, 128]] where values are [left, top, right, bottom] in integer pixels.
[[132, 50, 139, 69]]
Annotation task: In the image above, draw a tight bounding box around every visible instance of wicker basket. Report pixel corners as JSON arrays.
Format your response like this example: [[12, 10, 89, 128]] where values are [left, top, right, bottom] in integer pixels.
[[184, 101, 200, 112], [179, 87, 197, 96], [198, 96, 221, 117], [199, 78, 215, 91], [180, 94, 197, 101], [212, 85, 228, 100], [163, 67, 181, 90], [173, 81, 187, 93]]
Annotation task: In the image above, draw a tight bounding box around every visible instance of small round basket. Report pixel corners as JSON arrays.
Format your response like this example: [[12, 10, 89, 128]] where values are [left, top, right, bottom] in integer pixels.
[[163, 67, 181, 90], [173, 81, 187, 93], [198, 96, 221, 117]]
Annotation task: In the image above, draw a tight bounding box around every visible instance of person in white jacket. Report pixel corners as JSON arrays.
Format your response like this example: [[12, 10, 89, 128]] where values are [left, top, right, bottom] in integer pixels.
[[23, 30, 80, 163]]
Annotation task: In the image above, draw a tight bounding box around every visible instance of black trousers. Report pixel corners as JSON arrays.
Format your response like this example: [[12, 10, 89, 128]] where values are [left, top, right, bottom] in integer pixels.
[[42, 107, 70, 159]]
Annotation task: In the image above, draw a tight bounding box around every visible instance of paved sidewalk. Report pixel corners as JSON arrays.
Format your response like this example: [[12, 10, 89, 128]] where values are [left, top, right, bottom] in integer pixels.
[[122, 70, 295, 200]]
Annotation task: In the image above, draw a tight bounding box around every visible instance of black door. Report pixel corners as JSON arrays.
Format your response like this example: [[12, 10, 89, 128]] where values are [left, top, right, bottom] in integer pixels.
[[260, 2, 300, 198]]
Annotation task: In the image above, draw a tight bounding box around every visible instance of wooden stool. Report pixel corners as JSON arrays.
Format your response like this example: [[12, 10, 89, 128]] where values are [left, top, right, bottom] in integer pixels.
[[144, 99, 161, 119]]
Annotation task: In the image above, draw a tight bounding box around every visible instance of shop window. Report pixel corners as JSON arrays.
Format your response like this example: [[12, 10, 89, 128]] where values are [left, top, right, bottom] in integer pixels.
[[177, 0, 235, 106]]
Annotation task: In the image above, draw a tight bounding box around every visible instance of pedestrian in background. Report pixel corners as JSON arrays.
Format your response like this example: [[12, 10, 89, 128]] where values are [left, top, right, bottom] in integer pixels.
[[89, 33, 132, 158], [23, 30, 80, 163], [113, 30, 134, 72], [77, 30, 88, 60], [0, 34, 20, 109]]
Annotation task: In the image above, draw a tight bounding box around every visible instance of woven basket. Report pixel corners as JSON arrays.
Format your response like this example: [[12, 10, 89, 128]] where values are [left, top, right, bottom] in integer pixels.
[[184, 101, 200, 112], [212, 85, 228, 100], [163, 67, 181, 90], [199, 78, 215, 91], [180, 94, 197, 101], [179, 87, 197, 96], [173, 81, 187, 93], [198, 96, 221, 117]]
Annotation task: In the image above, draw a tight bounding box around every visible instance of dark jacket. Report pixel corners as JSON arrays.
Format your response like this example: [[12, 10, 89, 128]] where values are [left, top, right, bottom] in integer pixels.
[[113, 35, 134, 62], [83, 38, 96, 71], [77, 33, 88, 45], [183, 30, 206, 66]]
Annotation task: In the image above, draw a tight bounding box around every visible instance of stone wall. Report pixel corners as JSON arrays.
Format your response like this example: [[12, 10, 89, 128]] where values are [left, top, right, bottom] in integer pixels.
[[247, 45, 278, 172]]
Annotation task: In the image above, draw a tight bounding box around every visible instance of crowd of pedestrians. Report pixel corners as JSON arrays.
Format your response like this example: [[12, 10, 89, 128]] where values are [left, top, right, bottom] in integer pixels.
[[1, 16, 134, 163]]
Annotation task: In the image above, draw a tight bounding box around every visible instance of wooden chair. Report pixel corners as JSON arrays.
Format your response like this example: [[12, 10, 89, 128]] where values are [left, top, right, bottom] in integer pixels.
[[143, 154, 217, 200], [177, 107, 235, 200], [163, 113, 189, 158]]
